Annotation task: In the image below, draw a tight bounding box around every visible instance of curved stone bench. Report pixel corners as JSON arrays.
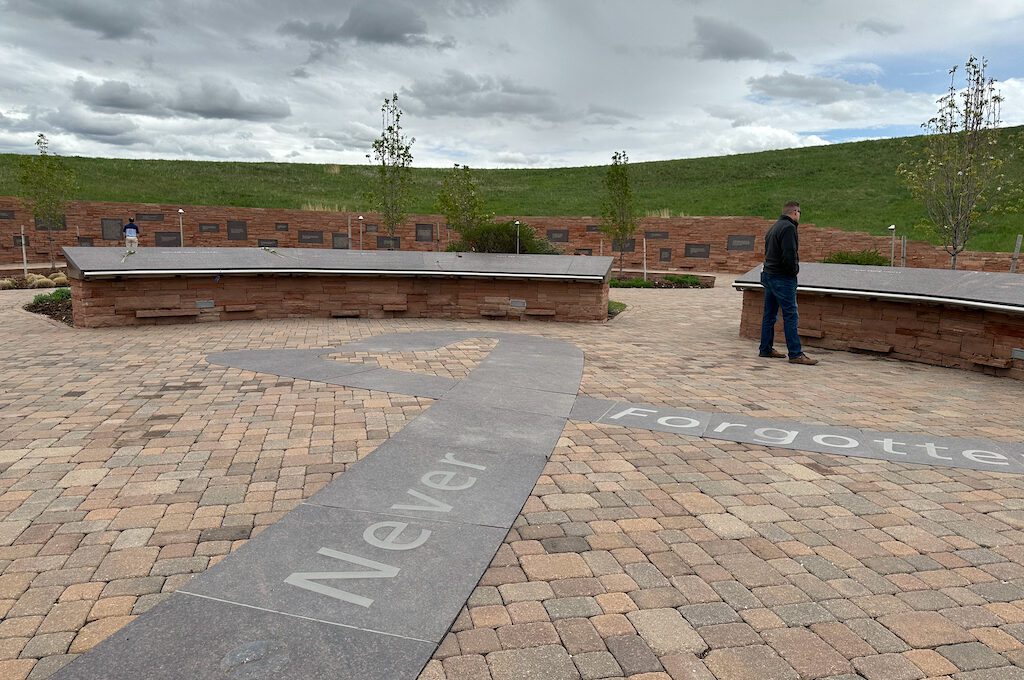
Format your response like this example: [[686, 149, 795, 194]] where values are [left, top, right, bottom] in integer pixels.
[[63, 247, 613, 327], [734, 263, 1024, 379]]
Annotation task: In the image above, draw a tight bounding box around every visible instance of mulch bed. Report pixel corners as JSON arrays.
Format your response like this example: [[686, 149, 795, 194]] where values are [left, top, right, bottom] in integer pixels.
[[24, 298, 73, 326]]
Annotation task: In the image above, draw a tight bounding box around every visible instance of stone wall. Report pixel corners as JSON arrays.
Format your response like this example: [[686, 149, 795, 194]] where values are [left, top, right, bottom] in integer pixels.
[[1, 196, 1019, 273], [70, 274, 608, 328], [739, 290, 1024, 380]]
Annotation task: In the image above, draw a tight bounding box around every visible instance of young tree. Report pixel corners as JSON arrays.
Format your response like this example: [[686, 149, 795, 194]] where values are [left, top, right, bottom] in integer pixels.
[[599, 150, 638, 273], [436, 163, 492, 237], [18, 134, 77, 271], [898, 56, 1012, 269], [367, 93, 414, 240]]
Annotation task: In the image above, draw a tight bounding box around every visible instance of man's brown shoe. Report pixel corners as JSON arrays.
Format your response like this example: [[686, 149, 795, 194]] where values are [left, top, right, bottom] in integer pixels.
[[759, 349, 786, 358], [789, 353, 819, 365]]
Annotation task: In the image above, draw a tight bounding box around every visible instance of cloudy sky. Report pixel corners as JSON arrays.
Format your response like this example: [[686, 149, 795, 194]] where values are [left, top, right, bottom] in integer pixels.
[[1, 0, 1023, 168]]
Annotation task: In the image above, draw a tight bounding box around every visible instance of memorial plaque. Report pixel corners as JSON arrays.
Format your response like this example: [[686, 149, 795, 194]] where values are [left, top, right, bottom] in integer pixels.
[[77, 237, 93, 247], [13, 234, 28, 247], [377, 236, 400, 250], [34, 215, 66, 231], [365, 224, 378, 233], [612, 238, 635, 253], [645, 231, 669, 239], [575, 248, 593, 256], [546, 229, 569, 243], [198, 223, 220, 233], [275, 222, 289, 231], [195, 300, 215, 309], [332, 234, 350, 249], [101, 218, 122, 240], [136, 213, 164, 222], [227, 221, 248, 240], [660, 248, 672, 262], [258, 239, 278, 248], [585, 224, 601, 232], [155, 232, 181, 247], [727, 234, 756, 251], [298, 230, 323, 244], [415, 224, 434, 242], [685, 243, 710, 258], [0, 209, 14, 219]]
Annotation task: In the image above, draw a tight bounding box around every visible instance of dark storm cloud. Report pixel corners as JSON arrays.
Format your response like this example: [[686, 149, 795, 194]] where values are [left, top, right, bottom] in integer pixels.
[[7, 0, 151, 40], [170, 80, 292, 121], [71, 77, 161, 114], [691, 16, 794, 62], [857, 19, 903, 36], [748, 72, 888, 105], [339, 0, 454, 48], [45, 106, 141, 144], [401, 70, 566, 120]]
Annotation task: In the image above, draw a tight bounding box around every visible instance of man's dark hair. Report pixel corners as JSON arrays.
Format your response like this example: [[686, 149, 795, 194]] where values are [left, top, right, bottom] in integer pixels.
[[782, 201, 800, 214], [128, 217, 135, 223]]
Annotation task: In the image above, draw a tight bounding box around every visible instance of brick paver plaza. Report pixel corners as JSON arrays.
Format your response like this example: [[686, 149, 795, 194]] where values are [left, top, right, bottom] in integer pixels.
[[2, 276, 1024, 680]]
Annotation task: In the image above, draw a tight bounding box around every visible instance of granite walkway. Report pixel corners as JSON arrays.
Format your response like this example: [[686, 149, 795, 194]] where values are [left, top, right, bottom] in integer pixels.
[[1, 279, 1023, 679]]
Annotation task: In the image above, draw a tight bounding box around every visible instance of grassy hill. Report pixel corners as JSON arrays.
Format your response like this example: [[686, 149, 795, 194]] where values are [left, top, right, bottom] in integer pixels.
[[1, 127, 1022, 251]]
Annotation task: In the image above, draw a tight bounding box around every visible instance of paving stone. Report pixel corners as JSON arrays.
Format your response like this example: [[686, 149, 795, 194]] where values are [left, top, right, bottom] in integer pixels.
[[879, 611, 976, 648], [763, 627, 854, 678], [851, 653, 925, 680], [626, 609, 707, 656], [936, 642, 1009, 671], [604, 635, 663, 676], [703, 645, 799, 680], [487, 645, 580, 680], [571, 650, 621, 680]]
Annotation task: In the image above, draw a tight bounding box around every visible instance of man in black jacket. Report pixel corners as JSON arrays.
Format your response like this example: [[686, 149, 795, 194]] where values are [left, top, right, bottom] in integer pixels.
[[759, 201, 818, 365]]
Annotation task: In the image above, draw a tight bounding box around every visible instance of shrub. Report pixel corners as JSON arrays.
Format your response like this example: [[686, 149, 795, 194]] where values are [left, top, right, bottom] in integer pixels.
[[0, 278, 15, 290], [608, 300, 627, 317], [29, 278, 56, 288], [822, 249, 890, 265], [662, 274, 702, 287], [446, 220, 561, 254], [610, 277, 655, 288], [30, 287, 71, 305]]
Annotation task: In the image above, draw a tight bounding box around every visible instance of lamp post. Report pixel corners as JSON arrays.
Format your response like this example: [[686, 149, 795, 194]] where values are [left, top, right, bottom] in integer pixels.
[[888, 224, 896, 266], [178, 208, 185, 247], [358, 215, 364, 250], [515, 220, 520, 255]]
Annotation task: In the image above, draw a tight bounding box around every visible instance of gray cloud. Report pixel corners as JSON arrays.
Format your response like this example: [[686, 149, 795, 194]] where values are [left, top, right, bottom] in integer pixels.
[[857, 19, 902, 36], [45, 106, 141, 144], [692, 16, 794, 62], [340, 0, 454, 48], [170, 80, 291, 121], [748, 72, 888, 105], [71, 77, 161, 114], [402, 70, 566, 120], [7, 0, 151, 40]]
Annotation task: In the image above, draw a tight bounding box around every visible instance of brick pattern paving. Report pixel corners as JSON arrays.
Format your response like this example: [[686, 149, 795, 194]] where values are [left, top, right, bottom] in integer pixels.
[[2, 280, 1024, 679]]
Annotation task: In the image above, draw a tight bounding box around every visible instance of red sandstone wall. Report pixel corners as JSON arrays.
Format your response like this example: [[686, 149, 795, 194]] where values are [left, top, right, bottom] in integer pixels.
[[739, 290, 1024, 380], [1, 196, 1018, 273], [70, 274, 608, 328]]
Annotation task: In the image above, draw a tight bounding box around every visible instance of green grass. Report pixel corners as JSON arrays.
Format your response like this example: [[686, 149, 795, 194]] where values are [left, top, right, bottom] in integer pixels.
[[608, 300, 627, 318], [1, 126, 1022, 251], [822, 249, 891, 266]]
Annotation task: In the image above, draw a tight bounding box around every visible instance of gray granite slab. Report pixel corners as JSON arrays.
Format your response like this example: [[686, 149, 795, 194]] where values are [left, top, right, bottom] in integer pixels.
[[444, 381, 577, 417], [734, 263, 1024, 312], [52, 593, 434, 680], [569, 396, 620, 422], [206, 349, 377, 381], [337, 368, 456, 398], [596, 402, 711, 437], [704, 414, 874, 457], [863, 431, 1024, 474], [468, 357, 584, 395], [397, 399, 568, 457], [63, 247, 613, 282], [181, 503, 507, 643], [307, 438, 546, 528]]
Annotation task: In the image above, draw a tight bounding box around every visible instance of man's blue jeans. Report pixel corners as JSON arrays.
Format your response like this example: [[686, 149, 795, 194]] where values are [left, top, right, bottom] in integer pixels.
[[759, 271, 802, 358]]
